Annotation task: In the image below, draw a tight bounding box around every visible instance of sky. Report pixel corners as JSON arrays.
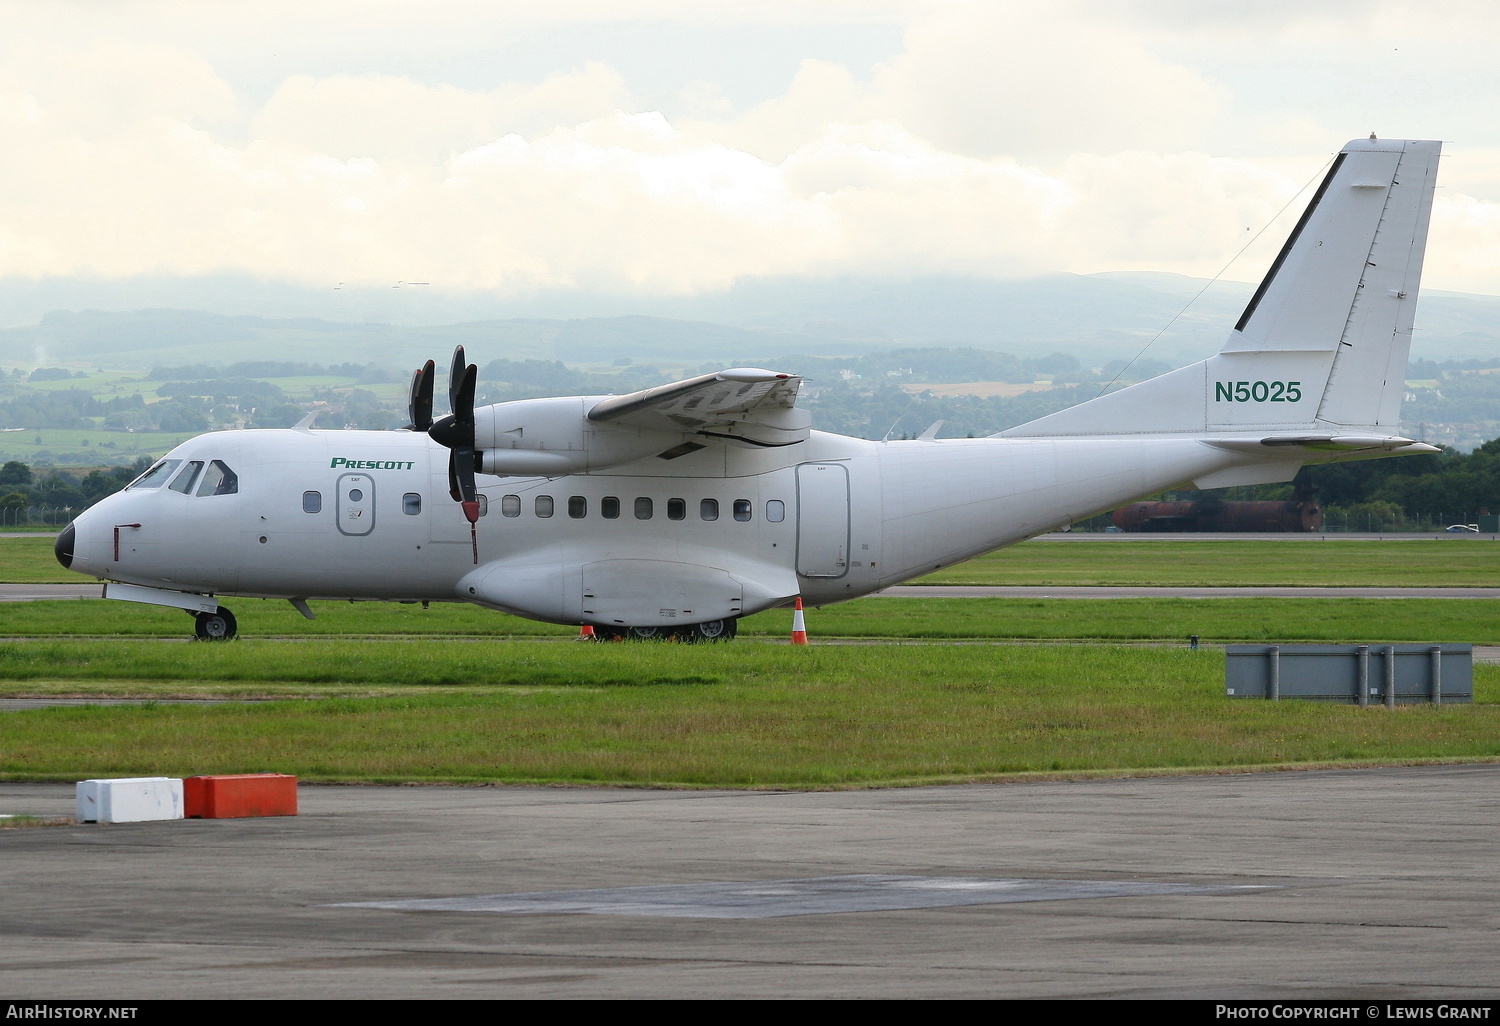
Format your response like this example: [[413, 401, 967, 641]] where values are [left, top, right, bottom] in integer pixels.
[[4, 0, 1500, 304]]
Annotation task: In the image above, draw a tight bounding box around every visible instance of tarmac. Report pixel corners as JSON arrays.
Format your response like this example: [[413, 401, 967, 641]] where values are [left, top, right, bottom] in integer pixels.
[[2, 767, 1499, 999]]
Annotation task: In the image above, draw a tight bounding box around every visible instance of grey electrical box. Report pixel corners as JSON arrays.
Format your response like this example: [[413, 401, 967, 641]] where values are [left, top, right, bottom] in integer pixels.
[[1225, 644, 1471, 705]]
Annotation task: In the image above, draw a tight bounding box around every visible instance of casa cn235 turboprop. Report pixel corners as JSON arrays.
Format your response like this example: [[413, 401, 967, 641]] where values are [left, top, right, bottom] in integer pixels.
[[56, 137, 1443, 641]]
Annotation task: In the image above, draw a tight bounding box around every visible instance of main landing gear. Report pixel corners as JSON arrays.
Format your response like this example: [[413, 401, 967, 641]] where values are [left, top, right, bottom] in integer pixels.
[[592, 618, 737, 643], [192, 606, 238, 641]]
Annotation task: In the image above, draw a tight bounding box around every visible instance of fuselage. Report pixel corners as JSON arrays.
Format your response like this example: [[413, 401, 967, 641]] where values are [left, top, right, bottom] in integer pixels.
[[62, 425, 1246, 626], [57, 138, 1442, 634]]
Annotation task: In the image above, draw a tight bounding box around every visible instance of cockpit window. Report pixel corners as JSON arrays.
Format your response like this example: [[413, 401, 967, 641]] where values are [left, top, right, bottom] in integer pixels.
[[127, 459, 182, 490], [168, 461, 204, 494], [196, 460, 238, 496]]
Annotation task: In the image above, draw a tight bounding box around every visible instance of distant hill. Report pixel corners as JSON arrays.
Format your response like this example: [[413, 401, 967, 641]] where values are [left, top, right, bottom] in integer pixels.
[[3, 271, 1498, 372]]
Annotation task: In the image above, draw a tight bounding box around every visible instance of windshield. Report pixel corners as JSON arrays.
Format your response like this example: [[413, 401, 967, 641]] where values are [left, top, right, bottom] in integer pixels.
[[126, 459, 182, 490]]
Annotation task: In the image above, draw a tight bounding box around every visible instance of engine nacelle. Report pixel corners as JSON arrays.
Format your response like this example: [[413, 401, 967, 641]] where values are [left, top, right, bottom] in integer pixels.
[[474, 396, 684, 476]]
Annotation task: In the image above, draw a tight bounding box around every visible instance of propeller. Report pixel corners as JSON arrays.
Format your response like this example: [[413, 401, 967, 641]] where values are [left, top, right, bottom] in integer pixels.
[[423, 346, 482, 563], [407, 359, 435, 431]]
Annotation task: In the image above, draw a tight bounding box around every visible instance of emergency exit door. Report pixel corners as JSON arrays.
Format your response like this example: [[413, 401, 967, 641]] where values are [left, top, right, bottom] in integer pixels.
[[336, 473, 375, 536]]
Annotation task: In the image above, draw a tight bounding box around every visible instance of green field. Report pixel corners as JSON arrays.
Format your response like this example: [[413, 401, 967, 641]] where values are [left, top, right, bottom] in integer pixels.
[[11, 535, 1500, 587], [0, 537, 70, 581], [922, 538, 1500, 586], [6, 596, 1500, 645], [2, 642, 1495, 786], [7, 534, 1499, 788], [0, 428, 193, 467]]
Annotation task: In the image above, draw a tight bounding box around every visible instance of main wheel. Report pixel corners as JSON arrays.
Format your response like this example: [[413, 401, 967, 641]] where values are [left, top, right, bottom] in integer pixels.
[[194, 607, 237, 641], [625, 626, 665, 641], [679, 618, 737, 643]]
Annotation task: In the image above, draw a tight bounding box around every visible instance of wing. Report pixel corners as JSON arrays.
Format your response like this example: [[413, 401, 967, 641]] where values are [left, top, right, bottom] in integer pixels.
[[588, 368, 810, 447]]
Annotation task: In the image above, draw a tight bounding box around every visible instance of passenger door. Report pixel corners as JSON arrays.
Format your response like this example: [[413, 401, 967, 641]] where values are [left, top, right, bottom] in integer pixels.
[[796, 462, 850, 579]]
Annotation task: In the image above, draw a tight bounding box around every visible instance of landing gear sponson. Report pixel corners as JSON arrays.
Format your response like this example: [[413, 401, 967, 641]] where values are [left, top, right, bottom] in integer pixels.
[[593, 618, 737, 643]]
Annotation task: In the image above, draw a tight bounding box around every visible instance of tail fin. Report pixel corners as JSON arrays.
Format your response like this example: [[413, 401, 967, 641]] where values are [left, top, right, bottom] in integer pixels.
[[1003, 138, 1441, 439]]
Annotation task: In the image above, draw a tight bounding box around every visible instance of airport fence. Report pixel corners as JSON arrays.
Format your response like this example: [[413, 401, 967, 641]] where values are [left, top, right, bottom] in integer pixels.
[[0, 506, 76, 528]]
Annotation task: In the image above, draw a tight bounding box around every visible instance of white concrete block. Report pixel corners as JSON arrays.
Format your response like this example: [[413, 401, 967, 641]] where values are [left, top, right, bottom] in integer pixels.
[[76, 777, 184, 823]]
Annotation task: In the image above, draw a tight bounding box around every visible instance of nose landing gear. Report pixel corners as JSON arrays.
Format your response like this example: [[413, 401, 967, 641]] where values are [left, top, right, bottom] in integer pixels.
[[193, 607, 238, 641]]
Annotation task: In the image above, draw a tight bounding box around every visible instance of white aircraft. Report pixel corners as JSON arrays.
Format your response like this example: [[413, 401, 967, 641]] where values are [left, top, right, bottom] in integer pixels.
[[56, 137, 1442, 641]]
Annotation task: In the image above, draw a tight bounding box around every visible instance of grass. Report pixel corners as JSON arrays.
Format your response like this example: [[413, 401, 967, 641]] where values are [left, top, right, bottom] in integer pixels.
[[0, 815, 74, 828], [1, 643, 1495, 787], [919, 538, 1500, 586], [0, 429, 191, 466], [8, 535, 1500, 790], [0, 538, 68, 582], [12, 536, 1500, 586], [6, 596, 1500, 644]]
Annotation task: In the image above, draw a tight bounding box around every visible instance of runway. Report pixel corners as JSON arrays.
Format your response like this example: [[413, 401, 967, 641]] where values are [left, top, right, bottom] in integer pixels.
[[2, 767, 1498, 999]]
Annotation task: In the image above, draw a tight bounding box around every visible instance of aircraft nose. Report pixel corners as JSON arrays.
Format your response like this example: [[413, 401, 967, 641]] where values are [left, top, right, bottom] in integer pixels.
[[54, 522, 76, 570]]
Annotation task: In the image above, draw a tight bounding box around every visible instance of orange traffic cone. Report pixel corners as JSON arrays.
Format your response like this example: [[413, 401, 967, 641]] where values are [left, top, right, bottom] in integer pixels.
[[578, 624, 595, 640], [790, 596, 808, 645]]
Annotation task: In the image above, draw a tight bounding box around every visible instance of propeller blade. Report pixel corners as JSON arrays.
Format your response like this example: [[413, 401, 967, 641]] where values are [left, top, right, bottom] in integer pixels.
[[448, 447, 479, 503], [408, 360, 434, 431], [449, 346, 467, 417], [454, 362, 476, 426], [431, 346, 483, 562], [448, 447, 481, 564]]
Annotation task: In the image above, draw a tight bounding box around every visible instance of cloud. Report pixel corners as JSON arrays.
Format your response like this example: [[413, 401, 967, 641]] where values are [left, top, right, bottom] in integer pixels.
[[869, 4, 1228, 160], [252, 64, 632, 162], [2, 3, 1499, 299]]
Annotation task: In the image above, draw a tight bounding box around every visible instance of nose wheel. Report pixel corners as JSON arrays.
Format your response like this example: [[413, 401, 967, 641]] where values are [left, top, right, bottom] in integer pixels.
[[193, 607, 238, 641]]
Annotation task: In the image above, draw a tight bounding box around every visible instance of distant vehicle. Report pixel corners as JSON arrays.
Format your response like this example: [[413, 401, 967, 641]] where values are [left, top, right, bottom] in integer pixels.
[[1446, 524, 1480, 533], [1111, 497, 1322, 533], [55, 137, 1445, 640]]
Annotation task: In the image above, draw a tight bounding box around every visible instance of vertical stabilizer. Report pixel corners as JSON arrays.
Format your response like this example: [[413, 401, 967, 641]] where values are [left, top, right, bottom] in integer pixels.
[[1003, 138, 1441, 439], [1224, 138, 1439, 429]]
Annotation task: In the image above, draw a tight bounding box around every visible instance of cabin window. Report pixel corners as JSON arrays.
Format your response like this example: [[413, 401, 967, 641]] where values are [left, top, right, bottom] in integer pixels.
[[196, 460, 238, 496], [634, 497, 653, 520], [535, 495, 554, 518], [128, 459, 181, 490], [477, 494, 488, 517], [700, 498, 719, 521], [348, 487, 364, 502], [568, 495, 587, 519], [402, 492, 422, 515], [766, 499, 785, 523], [302, 490, 322, 514], [169, 461, 204, 494], [601, 496, 620, 519], [501, 494, 521, 517], [733, 499, 752, 522], [667, 498, 686, 521]]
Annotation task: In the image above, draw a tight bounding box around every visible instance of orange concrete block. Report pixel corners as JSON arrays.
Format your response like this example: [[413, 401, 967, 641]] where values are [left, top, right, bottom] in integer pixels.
[[184, 774, 298, 819]]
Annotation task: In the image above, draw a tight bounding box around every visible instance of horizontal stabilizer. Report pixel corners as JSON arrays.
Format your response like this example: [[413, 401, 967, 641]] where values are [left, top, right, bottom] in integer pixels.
[[1207, 435, 1439, 455]]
